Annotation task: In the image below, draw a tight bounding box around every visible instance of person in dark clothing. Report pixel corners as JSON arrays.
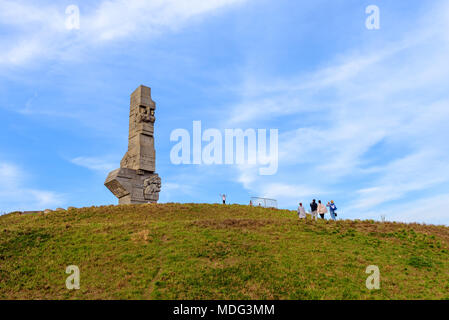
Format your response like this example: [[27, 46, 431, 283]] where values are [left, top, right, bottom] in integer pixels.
[[310, 199, 318, 221]]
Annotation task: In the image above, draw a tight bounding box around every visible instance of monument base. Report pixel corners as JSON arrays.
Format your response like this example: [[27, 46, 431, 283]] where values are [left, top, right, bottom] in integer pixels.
[[105, 168, 161, 204]]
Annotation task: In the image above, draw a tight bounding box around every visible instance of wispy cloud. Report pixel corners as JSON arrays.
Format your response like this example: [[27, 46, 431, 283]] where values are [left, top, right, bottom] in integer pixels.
[[0, 0, 246, 67], [0, 162, 64, 212], [71, 156, 117, 173], [361, 192, 449, 225], [2, 0, 449, 225], [260, 182, 324, 207], [349, 149, 449, 210], [225, 0, 449, 223]]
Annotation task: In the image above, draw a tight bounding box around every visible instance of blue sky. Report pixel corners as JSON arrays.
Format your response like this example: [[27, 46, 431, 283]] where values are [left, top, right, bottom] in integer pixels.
[[1, 0, 449, 225]]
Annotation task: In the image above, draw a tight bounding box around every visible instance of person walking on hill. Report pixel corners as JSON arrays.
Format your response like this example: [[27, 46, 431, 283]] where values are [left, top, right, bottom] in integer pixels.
[[310, 199, 318, 221], [221, 194, 226, 204], [297, 203, 306, 219], [318, 200, 327, 219], [327, 200, 337, 221]]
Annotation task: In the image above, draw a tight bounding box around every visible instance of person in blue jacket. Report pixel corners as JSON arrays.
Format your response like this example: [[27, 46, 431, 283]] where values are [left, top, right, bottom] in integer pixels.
[[327, 200, 337, 221]]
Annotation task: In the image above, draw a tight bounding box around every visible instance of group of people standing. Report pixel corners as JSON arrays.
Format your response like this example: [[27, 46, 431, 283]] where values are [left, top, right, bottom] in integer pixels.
[[221, 194, 338, 221], [297, 199, 338, 221]]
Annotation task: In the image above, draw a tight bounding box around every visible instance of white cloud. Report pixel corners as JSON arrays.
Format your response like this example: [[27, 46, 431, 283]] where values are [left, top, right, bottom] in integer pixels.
[[71, 156, 117, 173], [0, 162, 64, 212], [0, 162, 20, 189], [260, 182, 324, 207], [359, 193, 449, 226], [0, 0, 246, 67], [225, 0, 449, 222], [88, 0, 245, 41], [349, 150, 449, 210], [158, 181, 196, 202]]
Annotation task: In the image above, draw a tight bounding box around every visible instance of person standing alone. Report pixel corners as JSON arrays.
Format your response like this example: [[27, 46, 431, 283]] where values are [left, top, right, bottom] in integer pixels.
[[221, 194, 226, 204]]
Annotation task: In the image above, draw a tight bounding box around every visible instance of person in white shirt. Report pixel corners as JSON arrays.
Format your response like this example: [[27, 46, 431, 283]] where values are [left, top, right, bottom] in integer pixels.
[[327, 200, 337, 221], [221, 194, 226, 204], [317, 200, 328, 219], [297, 203, 306, 219]]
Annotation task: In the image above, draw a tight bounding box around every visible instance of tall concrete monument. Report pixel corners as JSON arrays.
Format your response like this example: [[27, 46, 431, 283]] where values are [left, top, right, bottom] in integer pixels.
[[105, 85, 161, 204]]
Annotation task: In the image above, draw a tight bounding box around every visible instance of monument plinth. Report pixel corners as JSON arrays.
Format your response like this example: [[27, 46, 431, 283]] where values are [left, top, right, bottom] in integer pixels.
[[105, 85, 161, 204]]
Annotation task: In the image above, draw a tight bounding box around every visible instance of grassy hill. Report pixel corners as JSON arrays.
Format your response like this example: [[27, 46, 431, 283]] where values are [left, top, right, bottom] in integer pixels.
[[0, 203, 448, 300]]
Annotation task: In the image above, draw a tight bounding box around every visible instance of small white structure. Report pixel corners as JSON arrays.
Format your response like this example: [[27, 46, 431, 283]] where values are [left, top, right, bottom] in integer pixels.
[[250, 197, 278, 208]]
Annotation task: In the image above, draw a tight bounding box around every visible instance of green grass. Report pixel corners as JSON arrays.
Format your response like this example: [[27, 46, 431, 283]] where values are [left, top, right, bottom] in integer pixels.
[[0, 203, 448, 300]]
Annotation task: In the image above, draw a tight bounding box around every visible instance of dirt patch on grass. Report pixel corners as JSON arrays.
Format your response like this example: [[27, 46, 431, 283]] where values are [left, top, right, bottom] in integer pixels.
[[242, 281, 274, 299], [204, 256, 241, 269], [348, 222, 449, 246], [131, 229, 150, 243], [191, 219, 279, 230]]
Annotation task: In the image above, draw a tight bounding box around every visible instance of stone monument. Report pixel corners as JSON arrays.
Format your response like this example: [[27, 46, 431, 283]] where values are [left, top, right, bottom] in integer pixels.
[[105, 85, 161, 204]]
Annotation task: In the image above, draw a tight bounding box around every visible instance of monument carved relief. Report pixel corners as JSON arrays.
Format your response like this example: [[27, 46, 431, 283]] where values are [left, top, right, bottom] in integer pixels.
[[144, 175, 161, 202], [104, 85, 161, 204]]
